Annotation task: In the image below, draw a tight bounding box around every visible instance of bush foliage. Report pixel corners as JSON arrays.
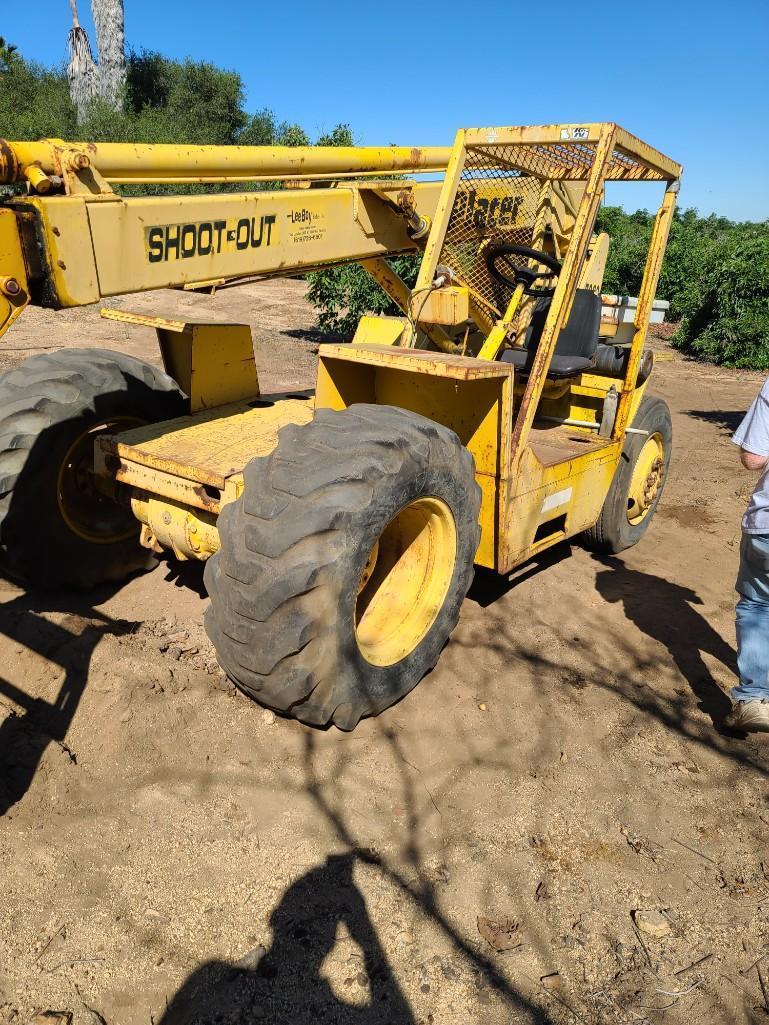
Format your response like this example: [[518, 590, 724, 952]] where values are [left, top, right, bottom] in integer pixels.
[[306, 256, 419, 337], [671, 225, 769, 368], [0, 49, 347, 207], [596, 207, 769, 368]]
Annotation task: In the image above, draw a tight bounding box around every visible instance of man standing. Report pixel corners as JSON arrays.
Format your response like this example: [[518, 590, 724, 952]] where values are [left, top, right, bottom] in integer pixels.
[[725, 379, 769, 732]]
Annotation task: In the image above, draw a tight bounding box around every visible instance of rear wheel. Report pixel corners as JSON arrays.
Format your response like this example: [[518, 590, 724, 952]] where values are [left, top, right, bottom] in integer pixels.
[[0, 348, 185, 588], [583, 394, 672, 553], [204, 404, 481, 730]]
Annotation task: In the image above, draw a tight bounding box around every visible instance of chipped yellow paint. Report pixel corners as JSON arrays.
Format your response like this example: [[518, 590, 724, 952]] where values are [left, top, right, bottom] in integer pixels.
[[0, 210, 29, 341], [411, 285, 470, 327], [627, 432, 665, 524], [0, 139, 453, 187], [0, 124, 680, 585], [502, 431, 620, 568], [130, 494, 220, 561], [352, 315, 407, 347], [316, 344, 514, 569], [100, 308, 187, 332], [476, 284, 525, 361], [102, 308, 260, 413], [103, 395, 314, 490]]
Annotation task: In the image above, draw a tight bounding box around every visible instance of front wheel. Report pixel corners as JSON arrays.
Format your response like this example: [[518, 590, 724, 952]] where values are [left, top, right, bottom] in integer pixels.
[[583, 394, 672, 553], [204, 404, 481, 730]]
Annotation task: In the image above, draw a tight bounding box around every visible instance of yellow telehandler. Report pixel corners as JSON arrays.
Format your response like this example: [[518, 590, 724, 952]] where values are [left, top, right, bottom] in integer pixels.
[[0, 123, 681, 728]]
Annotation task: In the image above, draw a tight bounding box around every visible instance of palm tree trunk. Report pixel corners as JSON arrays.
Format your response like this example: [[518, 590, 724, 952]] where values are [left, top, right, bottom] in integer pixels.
[[67, 0, 99, 123], [91, 0, 126, 109]]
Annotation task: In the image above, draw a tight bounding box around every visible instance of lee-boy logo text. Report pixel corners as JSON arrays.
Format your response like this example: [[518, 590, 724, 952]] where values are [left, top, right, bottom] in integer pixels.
[[145, 214, 276, 263]]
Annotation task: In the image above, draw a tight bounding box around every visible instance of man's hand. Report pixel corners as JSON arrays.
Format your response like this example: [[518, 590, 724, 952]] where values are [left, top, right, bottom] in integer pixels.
[[741, 448, 769, 471]]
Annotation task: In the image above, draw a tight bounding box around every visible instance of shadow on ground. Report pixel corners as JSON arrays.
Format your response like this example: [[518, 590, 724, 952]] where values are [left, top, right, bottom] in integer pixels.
[[283, 328, 349, 345], [157, 553, 207, 596], [0, 579, 136, 816], [159, 726, 559, 1025], [594, 555, 735, 726], [467, 543, 572, 608], [459, 550, 765, 777], [4, 543, 760, 1023], [160, 853, 416, 1025], [684, 409, 745, 434]]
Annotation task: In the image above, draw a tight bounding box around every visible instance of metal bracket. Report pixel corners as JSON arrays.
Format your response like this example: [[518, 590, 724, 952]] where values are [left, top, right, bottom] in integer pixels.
[[100, 308, 259, 411], [598, 384, 619, 438]]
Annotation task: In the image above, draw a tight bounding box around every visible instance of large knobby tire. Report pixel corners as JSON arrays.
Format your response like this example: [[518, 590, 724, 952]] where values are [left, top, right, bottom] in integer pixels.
[[204, 404, 481, 730], [0, 347, 185, 589], [583, 394, 672, 553]]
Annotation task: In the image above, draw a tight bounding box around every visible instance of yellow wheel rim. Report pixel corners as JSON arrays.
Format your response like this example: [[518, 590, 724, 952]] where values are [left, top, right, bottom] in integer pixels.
[[57, 416, 145, 544], [627, 432, 665, 525], [355, 497, 457, 667]]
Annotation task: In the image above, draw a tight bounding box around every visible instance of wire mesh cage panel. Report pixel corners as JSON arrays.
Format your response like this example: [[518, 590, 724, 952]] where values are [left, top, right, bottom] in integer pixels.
[[439, 142, 595, 320], [437, 134, 668, 322]]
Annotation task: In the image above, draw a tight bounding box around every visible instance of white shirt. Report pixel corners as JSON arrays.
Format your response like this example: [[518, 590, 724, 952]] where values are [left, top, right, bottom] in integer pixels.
[[733, 378, 769, 534]]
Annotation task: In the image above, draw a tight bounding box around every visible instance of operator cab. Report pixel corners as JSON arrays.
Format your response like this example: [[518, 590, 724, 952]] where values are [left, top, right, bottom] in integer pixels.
[[485, 244, 649, 383]]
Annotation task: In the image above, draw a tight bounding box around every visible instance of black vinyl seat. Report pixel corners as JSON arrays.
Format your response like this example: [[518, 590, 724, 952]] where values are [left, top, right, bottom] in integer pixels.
[[498, 288, 601, 379]]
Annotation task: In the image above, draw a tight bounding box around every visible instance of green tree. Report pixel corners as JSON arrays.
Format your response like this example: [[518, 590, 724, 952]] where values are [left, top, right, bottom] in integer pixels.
[[595, 203, 769, 367], [123, 51, 246, 144], [316, 124, 354, 147], [0, 37, 20, 74], [672, 224, 769, 368], [595, 206, 653, 297], [306, 255, 419, 337], [277, 123, 310, 147], [0, 59, 76, 141], [305, 123, 420, 336]]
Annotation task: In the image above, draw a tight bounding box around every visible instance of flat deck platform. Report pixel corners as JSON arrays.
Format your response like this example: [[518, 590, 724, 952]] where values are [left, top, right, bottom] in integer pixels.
[[528, 425, 615, 468], [103, 392, 614, 492], [103, 392, 314, 489]]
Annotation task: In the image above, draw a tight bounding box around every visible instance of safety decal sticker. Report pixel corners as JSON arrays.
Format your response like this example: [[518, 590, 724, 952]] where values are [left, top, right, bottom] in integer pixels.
[[541, 487, 573, 513]]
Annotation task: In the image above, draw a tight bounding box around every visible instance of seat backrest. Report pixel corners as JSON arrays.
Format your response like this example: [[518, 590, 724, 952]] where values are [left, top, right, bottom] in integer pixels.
[[525, 289, 602, 360]]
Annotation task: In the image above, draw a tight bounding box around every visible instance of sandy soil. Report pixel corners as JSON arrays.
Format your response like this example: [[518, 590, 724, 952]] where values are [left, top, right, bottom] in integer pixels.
[[0, 278, 320, 392], [2, 282, 769, 1025]]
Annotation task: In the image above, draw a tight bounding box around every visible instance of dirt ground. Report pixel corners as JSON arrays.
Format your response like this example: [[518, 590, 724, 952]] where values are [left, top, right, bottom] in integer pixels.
[[2, 281, 769, 1025]]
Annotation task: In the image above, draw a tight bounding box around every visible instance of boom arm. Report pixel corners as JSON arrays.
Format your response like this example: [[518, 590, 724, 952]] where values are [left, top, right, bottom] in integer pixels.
[[0, 139, 451, 339], [0, 139, 452, 189]]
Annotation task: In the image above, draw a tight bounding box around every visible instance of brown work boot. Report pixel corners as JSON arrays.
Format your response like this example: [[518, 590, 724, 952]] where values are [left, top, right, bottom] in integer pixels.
[[724, 700, 769, 733]]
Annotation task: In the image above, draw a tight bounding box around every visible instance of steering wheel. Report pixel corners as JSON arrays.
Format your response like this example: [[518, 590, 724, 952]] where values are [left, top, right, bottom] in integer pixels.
[[484, 244, 562, 297]]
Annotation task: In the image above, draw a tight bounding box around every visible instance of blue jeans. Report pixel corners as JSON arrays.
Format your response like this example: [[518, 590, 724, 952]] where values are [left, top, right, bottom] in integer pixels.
[[734, 533, 769, 702]]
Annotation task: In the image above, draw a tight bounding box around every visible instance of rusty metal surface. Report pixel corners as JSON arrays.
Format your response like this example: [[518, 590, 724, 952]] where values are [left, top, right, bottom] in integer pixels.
[[0, 209, 30, 340], [100, 308, 188, 332], [319, 343, 515, 381], [0, 139, 452, 186], [462, 125, 681, 181], [103, 395, 314, 489], [0, 139, 19, 185]]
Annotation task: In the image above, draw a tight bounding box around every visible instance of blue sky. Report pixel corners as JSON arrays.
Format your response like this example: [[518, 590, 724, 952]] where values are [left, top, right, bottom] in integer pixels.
[[8, 0, 769, 220]]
